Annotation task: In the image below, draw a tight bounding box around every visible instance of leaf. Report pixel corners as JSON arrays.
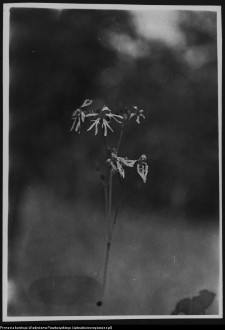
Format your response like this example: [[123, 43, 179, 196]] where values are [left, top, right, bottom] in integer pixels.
[[28, 276, 101, 306], [171, 289, 216, 315]]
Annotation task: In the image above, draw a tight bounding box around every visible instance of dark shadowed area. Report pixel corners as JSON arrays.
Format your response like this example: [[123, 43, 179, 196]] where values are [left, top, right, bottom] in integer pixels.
[[7, 7, 220, 316]]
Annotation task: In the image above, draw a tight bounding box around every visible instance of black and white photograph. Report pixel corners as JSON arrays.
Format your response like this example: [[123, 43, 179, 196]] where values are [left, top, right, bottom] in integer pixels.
[[2, 3, 222, 321]]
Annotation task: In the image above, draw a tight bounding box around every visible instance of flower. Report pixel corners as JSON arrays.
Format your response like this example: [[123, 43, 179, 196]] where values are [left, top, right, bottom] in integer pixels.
[[107, 151, 148, 182], [86, 105, 123, 136], [70, 109, 85, 133], [137, 154, 148, 183], [129, 106, 145, 124], [107, 150, 137, 178], [70, 99, 92, 133]]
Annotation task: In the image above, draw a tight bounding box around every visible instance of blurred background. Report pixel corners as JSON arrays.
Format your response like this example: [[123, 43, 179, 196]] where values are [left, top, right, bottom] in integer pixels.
[[7, 7, 220, 316]]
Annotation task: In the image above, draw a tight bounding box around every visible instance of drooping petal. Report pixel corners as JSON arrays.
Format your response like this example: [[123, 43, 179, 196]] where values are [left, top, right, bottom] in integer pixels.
[[116, 160, 125, 178], [70, 118, 77, 131], [129, 113, 135, 120], [95, 121, 99, 135], [102, 119, 113, 136], [72, 109, 79, 117], [75, 118, 81, 132], [137, 162, 148, 183], [106, 159, 117, 172], [102, 105, 111, 112], [81, 99, 92, 107], [119, 157, 137, 167], [87, 118, 100, 135], [85, 112, 98, 117], [87, 120, 97, 131], [108, 114, 123, 123], [81, 112, 86, 122]]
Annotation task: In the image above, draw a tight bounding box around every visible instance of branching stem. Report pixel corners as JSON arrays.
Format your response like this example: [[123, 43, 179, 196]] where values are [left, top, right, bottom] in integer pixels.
[[98, 122, 125, 313]]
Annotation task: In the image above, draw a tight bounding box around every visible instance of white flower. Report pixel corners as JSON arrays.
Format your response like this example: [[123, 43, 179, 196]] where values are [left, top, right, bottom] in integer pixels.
[[70, 108, 86, 133], [137, 154, 148, 183], [107, 151, 136, 178], [86, 105, 123, 136], [70, 99, 92, 133], [130, 106, 145, 124]]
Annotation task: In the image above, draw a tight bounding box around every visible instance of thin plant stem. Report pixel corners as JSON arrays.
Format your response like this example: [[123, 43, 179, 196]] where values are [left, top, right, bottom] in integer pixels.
[[98, 178, 124, 311], [116, 123, 124, 153], [108, 169, 113, 219], [104, 184, 108, 215], [98, 123, 125, 313], [108, 178, 124, 240], [100, 127, 110, 216], [101, 128, 110, 155]]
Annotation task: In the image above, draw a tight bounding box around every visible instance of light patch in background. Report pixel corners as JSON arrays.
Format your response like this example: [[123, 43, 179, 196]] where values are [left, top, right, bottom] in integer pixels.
[[8, 280, 18, 304], [184, 44, 216, 69], [131, 10, 185, 48], [108, 32, 150, 58]]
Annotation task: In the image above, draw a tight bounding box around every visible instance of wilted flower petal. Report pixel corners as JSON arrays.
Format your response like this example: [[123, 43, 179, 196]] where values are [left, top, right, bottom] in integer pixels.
[[137, 155, 148, 183], [85, 111, 98, 118], [107, 113, 123, 123], [106, 159, 117, 172], [81, 111, 85, 122], [119, 157, 137, 167], [70, 108, 86, 133], [102, 105, 111, 112], [116, 160, 125, 178], [70, 117, 81, 133], [81, 99, 93, 107], [102, 118, 113, 136], [106, 151, 136, 179], [87, 118, 101, 135]]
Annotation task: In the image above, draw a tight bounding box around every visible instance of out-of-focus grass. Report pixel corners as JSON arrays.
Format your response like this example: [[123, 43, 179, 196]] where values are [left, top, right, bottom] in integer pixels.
[[8, 184, 220, 316]]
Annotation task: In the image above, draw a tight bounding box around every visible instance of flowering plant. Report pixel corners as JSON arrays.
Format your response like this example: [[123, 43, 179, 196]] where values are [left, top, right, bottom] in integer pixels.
[[70, 99, 148, 310]]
